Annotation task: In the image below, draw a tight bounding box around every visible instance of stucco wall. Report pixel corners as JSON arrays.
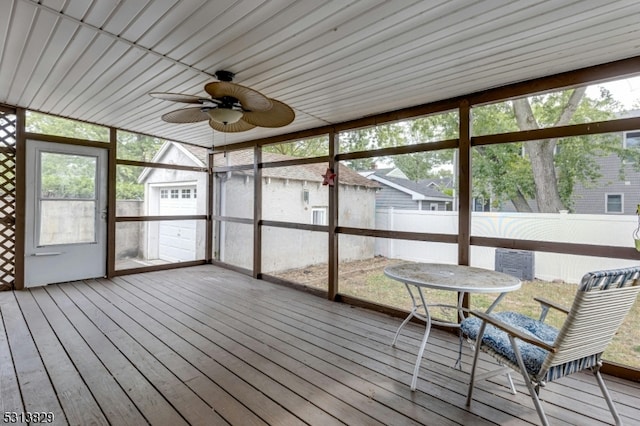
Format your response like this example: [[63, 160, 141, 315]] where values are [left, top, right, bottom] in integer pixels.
[[216, 221, 253, 270], [217, 172, 254, 218], [138, 146, 378, 271], [39, 199, 143, 263], [39, 200, 97, 245], [262, 177, 327, 222], [116, 200, 143, 260], [338, 185, 377, 262], [218, 174, 378, 273]]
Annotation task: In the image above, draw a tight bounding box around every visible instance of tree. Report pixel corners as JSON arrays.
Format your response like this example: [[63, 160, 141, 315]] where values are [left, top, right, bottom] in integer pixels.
[[26, 112, 165, 199], [514, 89, 583, 212], [338, 128, 381, 171], [336, 88, 622, 213], [262, 136, 328, 157], [26, 111, 109, 142], [40, 152, 97, 198], [466, 88, 621, 212], [116, 131, 165, 199], [392, 114, 457, 181], [117, 131, 165, 163]]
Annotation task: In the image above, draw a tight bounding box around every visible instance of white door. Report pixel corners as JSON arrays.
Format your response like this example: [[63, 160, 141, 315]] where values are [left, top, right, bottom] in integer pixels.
[[157, 186, 197, 262], [25, 141, 107, 287]]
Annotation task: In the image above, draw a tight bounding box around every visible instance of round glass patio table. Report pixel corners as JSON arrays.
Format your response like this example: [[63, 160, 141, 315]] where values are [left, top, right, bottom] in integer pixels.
[[384, 262, 521, 391]]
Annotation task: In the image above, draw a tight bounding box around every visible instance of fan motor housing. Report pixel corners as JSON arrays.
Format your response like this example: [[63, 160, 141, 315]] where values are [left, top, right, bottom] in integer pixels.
[[215, 70, 235, 82]]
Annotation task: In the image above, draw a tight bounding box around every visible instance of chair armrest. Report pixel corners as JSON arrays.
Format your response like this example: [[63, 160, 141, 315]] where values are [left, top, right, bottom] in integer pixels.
[[468, 310, 557, 353], [533, 296, 569, 322]]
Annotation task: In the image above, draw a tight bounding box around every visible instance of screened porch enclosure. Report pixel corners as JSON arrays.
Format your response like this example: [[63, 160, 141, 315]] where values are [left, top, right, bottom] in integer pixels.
[[2, 60, 640, 378], [1, 2, 640, 423]]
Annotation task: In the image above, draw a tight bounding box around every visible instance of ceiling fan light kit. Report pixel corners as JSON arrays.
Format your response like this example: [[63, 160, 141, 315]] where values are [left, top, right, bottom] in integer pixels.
[[207, 108, 243, 125], [150, 70, 294, 133]]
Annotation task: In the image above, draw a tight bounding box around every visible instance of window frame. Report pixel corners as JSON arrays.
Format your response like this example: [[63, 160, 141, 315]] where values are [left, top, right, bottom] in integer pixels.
[[623, 130, 640, 149], [311, 206, 328, 225], [605, 193, 623, 214]]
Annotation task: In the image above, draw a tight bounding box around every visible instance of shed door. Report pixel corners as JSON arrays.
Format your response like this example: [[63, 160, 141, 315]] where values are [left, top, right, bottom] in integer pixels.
[[157, 186, 197, 261]]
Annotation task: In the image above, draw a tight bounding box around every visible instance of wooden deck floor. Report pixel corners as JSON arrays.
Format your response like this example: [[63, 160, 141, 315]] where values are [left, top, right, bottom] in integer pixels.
[[1, 265, 639, 425]]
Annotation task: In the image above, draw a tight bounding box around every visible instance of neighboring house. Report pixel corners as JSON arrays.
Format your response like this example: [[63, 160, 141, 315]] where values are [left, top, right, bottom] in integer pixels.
[[363, 168, 452, 211], [420, 176, 454, 193], [571, 127, 640, 215], [475, 110, 640, 214], [139, 143, 379, 271]]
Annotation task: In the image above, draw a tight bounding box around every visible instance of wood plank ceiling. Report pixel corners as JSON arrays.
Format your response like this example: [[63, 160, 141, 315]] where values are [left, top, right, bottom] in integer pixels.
[[1, 0, 640, 148]]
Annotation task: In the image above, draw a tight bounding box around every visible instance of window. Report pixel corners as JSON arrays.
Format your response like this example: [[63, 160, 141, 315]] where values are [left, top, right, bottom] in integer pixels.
[[170, 189, 179, 199], [160, 189, 168, 199], [624, 131, 640, 149], [473, 197, 490, 212], [38, 152, 97, 246], [430, 203, 438, 211], [312, 207, 327, 225], [193, 188, 197, 199], [181, 189, 191, 198], [606, 194, 623, 213]]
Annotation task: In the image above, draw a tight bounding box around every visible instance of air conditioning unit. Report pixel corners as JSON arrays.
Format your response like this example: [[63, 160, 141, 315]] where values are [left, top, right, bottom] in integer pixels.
[[495, 249, 535, 281]]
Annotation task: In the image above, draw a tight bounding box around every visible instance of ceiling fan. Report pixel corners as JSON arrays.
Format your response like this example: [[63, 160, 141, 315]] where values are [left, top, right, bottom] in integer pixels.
[[150, 70, 295, 132]]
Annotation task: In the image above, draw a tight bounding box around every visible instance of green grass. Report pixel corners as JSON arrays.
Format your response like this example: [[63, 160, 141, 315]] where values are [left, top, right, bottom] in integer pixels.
[[273, 257, 640, 369], [340, 263, 639, 368]]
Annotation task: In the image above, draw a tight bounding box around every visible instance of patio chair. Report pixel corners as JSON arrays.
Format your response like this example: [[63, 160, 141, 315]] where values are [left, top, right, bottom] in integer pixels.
[[461, 266, 640, 426]]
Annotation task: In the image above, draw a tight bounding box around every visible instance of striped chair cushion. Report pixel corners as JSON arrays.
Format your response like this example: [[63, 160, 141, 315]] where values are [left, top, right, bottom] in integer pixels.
[[461, 312, 558, 376], [579, 267, 640, 291], [545, 355, 600, 382]]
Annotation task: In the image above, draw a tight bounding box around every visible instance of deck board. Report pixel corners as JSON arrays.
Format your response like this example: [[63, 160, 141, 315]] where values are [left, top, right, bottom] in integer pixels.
[[134, 275, 447, 425], [44, 284, 190, 426], [115, 274, 384, 426], [0, 292, 66, 425], [14, 290, 108, 426], [28, 287, 148, 426], [157, 270, 497, 425], [96, 277, 322, 426], [1, 265, 639, 426], [0, 292, 26, 424], [86, 278, 267, 426]]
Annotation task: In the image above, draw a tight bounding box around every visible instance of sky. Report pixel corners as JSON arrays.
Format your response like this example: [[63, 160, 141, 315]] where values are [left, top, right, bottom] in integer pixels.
[[587, 75, 640, 110]]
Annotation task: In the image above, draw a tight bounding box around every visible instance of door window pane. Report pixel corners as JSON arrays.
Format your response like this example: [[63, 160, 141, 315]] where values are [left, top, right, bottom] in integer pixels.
[[39, 200, 96, 245], [40, 152, 96, 198], [38, 152, 97, 245]]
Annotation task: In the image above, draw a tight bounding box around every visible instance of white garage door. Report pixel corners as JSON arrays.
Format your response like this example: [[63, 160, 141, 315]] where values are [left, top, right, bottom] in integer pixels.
[[158, 186, 197, 262]]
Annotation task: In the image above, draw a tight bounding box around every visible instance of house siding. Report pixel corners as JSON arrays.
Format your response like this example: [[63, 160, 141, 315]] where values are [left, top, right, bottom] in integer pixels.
[[376, 186, 418, 210], [572, 154, 640, 215], [375, 185, 448, 211]]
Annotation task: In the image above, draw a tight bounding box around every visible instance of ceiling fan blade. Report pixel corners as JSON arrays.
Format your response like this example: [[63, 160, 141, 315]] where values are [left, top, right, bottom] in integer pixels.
[[208, 118, 256, 133], [150, 92, 203, 103], [161, 107, 209, 123], [204, 82, 272, 112], [242, 99, 295, 128]]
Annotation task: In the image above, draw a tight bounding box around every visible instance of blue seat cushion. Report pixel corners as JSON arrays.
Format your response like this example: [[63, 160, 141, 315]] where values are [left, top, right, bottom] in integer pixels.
[[461, 312, 559, 376]]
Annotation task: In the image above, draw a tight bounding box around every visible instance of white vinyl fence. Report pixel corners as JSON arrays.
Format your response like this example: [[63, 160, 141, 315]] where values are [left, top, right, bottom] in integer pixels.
[[375, 208, 639, 283]]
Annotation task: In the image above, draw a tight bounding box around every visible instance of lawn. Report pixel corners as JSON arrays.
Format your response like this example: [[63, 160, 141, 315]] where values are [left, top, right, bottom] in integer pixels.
[[273, 257, 640, 368]]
